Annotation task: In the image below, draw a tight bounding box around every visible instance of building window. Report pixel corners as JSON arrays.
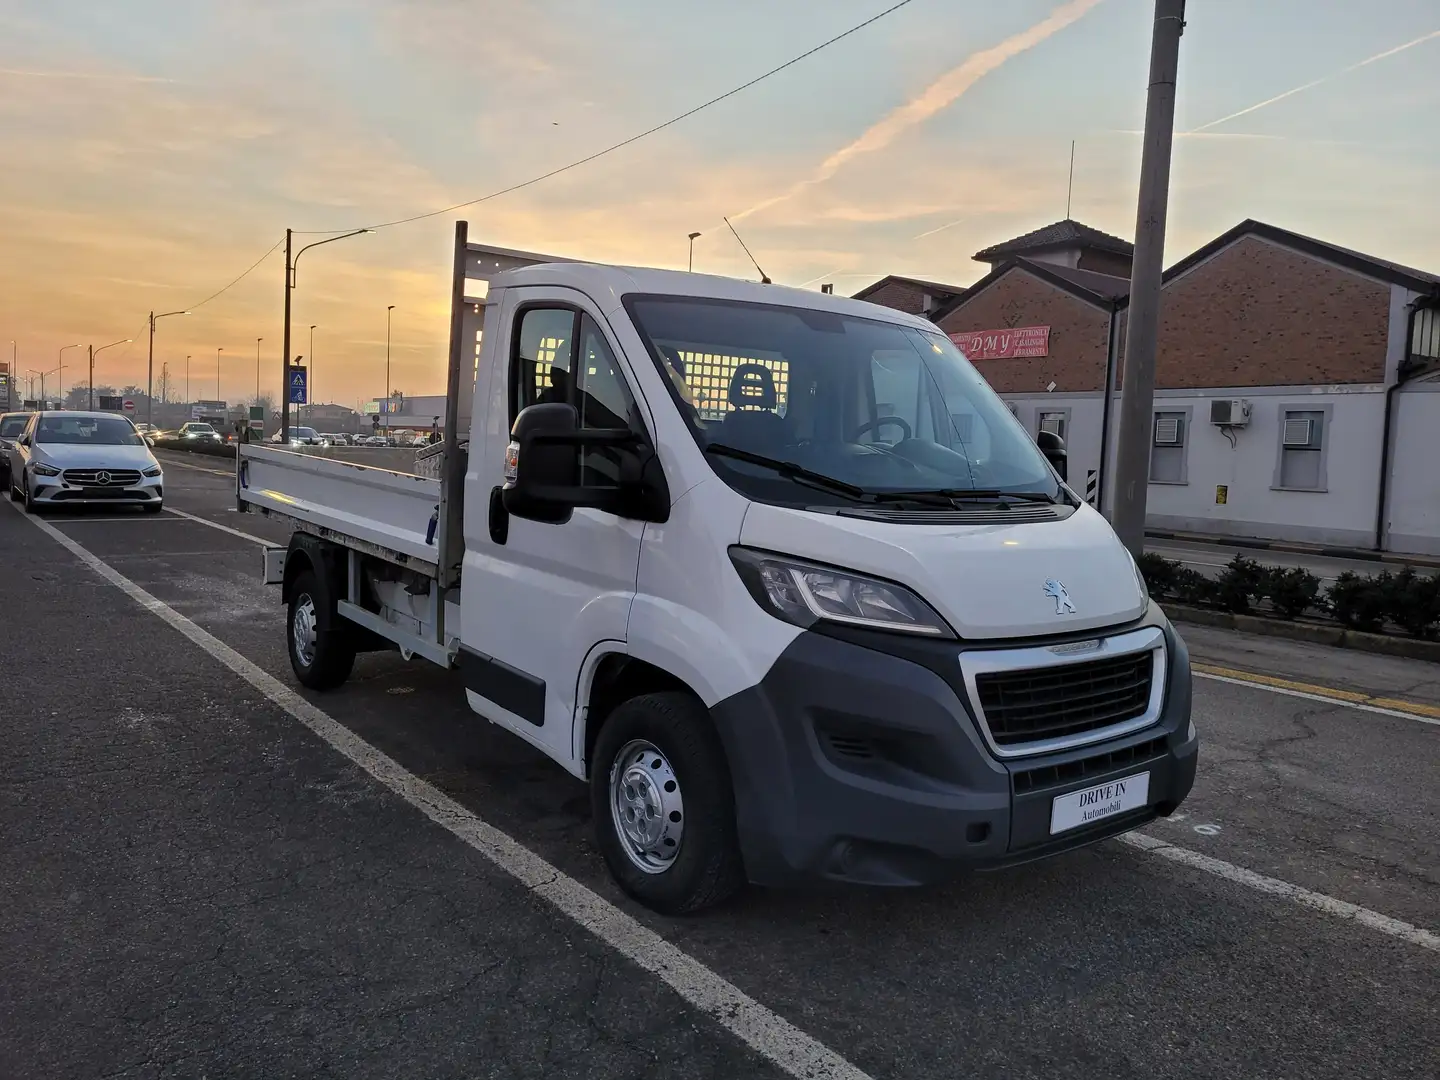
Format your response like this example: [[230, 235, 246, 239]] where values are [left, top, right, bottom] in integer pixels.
[[1273, 407, 1328, 492], [1150, 410, 1188, 484]]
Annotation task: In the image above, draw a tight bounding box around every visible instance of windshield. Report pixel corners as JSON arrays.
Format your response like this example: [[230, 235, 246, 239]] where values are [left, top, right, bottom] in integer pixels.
[[184, 423, 214, 433], [626, 296, 1058, 506], [1, 416, 28, 438], [36, 416, 144, 446], [295, 427, 318, 439]]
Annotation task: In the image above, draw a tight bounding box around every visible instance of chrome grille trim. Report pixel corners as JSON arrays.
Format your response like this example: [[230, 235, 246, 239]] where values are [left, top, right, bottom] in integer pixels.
[[62, 468, 144, 488], [958, 626, 1167, 759]]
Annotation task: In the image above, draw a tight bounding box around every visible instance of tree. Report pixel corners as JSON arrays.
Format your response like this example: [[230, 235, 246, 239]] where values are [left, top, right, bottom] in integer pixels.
[[157, 364, 173, 404]]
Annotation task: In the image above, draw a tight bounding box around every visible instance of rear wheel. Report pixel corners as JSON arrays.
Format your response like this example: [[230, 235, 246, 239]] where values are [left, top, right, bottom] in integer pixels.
[[287, 569, 356, 690], [590, 692, 745, 915]]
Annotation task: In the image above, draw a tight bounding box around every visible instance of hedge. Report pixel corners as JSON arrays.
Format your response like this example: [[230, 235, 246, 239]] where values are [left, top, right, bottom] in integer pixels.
[[1137, 552, 1440, 640]]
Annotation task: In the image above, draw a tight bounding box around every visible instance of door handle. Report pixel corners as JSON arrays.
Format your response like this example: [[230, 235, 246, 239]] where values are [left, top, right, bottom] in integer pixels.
[[487, 485, 509, 545]]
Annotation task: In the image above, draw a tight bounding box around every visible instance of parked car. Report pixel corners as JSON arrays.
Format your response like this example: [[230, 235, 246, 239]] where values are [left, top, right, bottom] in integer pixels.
[[322, 432, 350, 446], [361, 435, 388, 447], [0, 411, 34, 487], [7, 411, 164, 513], [269, 426, 326, 447]]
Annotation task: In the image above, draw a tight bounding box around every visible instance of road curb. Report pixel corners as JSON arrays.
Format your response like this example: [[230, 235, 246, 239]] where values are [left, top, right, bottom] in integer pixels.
[[1146, 530, 1440, 570], [1165, 603, 1440, 664]]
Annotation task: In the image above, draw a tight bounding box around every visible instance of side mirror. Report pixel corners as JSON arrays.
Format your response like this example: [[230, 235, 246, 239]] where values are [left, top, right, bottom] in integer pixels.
[[501, 403, 644, 523], [1036, 430, 1068, 481], [17, 435, 30, 448]]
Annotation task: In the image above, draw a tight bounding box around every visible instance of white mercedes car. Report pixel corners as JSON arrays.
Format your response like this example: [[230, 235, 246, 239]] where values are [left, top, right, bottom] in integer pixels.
[[6, 411, 164, 513]]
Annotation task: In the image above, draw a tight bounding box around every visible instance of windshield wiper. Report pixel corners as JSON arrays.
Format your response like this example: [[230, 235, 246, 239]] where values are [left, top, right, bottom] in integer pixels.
[[703, 443, 870, 503], [870, 487, 1060, 506]]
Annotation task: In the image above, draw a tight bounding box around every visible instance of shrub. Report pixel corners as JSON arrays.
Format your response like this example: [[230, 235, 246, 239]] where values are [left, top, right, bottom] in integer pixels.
[[1214, 554, 1266, 614], [1380, 566, 1440, 640], [1172, 566, 1218, 607], [1326, 571, 1388, 633], [1136, 552, 1180, 599], [1263, 566, 1322, 620]]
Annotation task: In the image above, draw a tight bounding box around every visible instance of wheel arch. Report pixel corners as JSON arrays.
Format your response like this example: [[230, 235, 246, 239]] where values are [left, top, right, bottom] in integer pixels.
[[579, 651, 697, 779]]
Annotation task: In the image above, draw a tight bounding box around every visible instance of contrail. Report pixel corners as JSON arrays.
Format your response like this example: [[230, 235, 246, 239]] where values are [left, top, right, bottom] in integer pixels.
[[1193, 28, 1439, 132], [733, 0, 1106, 221], [0, 68, 174, 83]]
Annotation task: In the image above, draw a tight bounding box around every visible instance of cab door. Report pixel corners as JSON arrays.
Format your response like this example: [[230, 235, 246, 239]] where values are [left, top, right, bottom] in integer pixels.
[[459, 288, 651, 772]]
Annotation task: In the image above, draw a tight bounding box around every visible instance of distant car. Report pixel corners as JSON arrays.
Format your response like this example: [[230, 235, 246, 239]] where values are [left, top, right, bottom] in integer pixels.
[[0, 411, 33, 487], [362, 435, 387, 447], [6, 411, 164, 514], [269, 426, 325, 447], [177, 421, 222, 443], [324, 433, 351, 446]]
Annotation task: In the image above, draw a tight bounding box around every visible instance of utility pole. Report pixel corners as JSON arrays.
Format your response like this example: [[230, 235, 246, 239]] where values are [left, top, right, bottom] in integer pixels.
[[147, 308, 190, 426], [309, 324, 316, 422], [1109, 0, 1186, 557], [386, 305, 395, 404]]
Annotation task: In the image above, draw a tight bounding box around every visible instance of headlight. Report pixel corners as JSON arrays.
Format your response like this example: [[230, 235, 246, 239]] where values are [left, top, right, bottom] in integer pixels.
[[728, 547, 953, 637], [142, 465, 162, 477], [32, 463, 61, 477]]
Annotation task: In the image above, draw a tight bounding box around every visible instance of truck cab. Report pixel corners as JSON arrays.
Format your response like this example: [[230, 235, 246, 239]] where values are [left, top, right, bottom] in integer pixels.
[[242, 235, 1196, 915]]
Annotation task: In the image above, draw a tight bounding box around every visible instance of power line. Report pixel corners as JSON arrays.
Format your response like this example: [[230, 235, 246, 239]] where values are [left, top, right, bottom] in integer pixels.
[[300, 0, 919, 235], [186, 234, 285, 311]]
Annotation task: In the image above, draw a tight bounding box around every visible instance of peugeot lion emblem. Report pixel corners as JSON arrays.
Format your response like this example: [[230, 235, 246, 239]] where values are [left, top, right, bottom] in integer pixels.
[[95, 471, 112, 486], [1043, 579, 1076, 615]]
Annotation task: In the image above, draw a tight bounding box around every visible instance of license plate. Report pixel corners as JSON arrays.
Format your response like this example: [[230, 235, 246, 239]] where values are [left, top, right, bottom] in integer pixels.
[[1049, 772, 1150, 835]]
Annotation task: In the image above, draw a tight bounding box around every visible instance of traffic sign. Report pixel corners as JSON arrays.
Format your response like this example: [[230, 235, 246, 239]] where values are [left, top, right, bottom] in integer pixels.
[[288, 365, 308, 404], [122, 399, 135, 412]]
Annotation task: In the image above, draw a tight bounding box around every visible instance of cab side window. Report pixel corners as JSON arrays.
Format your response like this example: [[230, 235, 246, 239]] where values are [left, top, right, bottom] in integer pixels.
[[510, 306, 642, 491]]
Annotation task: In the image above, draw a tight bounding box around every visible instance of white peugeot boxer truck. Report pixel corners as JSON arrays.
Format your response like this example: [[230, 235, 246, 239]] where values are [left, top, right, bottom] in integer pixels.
[[241, 233, 1197, 914]]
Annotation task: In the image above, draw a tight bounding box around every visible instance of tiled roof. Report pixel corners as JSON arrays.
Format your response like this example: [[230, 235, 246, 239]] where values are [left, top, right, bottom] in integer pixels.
[[1164, 219, 1440, 292], [852, 274, 966, 302], [974, 219, 1134, 262], [1024, 260, 1131, 300]]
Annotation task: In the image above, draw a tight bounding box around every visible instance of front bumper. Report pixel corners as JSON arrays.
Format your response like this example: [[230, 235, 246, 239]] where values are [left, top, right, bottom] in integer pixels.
[[30, 474, 163, 505], [710, 606, 1197, 888]]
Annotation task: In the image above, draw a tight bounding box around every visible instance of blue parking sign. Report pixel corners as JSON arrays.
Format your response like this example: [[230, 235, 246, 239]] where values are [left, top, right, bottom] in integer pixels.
[[288, 365, 308, 404]]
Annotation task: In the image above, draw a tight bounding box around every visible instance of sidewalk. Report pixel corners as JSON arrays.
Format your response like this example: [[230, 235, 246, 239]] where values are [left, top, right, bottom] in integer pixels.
[[1145, 528, 1440, 570]]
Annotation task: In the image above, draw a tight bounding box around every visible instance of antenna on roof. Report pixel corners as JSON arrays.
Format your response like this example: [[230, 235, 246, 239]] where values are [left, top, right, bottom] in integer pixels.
[[1066, 140, 1076, 219], [723, 216, 771, 284]]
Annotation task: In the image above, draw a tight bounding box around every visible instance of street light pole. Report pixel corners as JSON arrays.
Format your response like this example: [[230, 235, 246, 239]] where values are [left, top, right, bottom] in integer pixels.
[[309, 324, 316, 422], [90, 338, 133, 410], [386, 305, 394, 406], [282, 226, 368, 440], [185, 355, 191, 404], [688, 231, 701, 272], [58, 344, 81, 405], [256, 337, 263, 402], [1109, 0, 1186, 556], [147, 309, 191, 427], [216, 347, 223, 400]]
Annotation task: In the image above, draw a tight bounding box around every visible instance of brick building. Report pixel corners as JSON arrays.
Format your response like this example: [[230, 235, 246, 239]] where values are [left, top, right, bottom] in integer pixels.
[[855, 218, 1440, 555]]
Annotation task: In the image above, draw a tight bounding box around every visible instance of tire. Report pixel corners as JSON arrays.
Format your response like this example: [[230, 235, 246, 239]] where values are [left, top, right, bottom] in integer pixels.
[[590, 692, 745, 915], [21, 473, 35, 515], [286, 568, 356, 690]]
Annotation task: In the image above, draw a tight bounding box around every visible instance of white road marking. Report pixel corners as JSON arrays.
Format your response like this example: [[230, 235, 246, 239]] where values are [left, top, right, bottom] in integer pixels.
[[1195, 671, 1440, 728], [12, 505, 873, 1080], [50, 515, 186, 524], [163, 506, 272, 547], [1119, 832, 1439, 953]]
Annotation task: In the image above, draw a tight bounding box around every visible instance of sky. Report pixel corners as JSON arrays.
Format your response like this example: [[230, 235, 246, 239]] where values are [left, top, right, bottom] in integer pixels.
[[2, 0, 1437, 408]]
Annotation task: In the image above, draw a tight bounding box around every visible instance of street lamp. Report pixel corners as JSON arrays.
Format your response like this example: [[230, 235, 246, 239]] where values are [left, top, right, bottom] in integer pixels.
[[58, 344, 81, 404], [282, 227, 369, 439], [89, 338, 133, 410], [26, 369, 41, 403], [185, 355, 191, 404], [216, 347, 223, 400], [39, 365, 62, 406], [147, 309, 191, 426], [255, 337, 263, 402], [688, 231, 701, 272], [386, 305, 395, 407]]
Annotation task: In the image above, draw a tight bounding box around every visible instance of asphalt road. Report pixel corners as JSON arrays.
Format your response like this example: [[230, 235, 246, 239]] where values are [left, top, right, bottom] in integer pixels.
[[1, 450, 1435, 1080]]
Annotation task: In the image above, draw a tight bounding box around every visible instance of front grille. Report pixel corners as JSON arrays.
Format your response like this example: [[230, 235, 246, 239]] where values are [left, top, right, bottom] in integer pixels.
[[51, 488, 151, 501], [976, 652, 1154, 748], [63, 468, 143, 488]]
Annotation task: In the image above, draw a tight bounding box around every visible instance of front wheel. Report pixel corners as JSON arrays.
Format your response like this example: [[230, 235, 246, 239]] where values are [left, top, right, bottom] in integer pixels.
[[287, 569, 356, 690], [21, 474, 36, 515], [590, 692, 745, 915], [143, 501, 164, 515]]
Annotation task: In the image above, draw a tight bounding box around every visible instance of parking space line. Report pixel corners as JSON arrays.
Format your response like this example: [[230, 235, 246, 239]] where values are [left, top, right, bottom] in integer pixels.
[[163, 506, 272, 546], [10, 503, 873, 1080], [1194, 663, 1440, 727], [1119, 832, 1438, 952], [155, 455, 234, 477]]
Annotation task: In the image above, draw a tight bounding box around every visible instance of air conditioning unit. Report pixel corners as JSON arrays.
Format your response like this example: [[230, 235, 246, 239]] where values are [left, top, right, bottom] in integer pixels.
[[1209, 399, 1251, 426]]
